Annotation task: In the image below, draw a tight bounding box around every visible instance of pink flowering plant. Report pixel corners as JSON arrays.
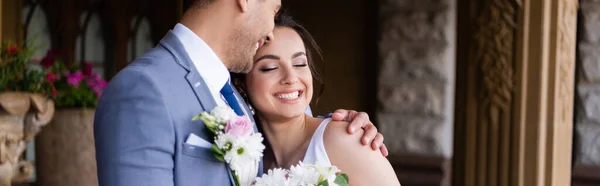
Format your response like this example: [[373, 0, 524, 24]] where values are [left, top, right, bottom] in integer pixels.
[[192, 106, 265, 186], [39, 50, 107, 108], [0, 41, 47, 93]]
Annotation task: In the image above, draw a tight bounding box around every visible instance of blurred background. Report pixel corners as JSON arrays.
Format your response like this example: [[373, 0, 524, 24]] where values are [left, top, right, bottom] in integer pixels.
[[0, 0, 598, 186]]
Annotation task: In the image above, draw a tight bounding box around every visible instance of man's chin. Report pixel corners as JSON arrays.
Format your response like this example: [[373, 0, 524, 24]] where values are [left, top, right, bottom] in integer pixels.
[[241, 63, 253, 74], [229, 62, 252, 74]]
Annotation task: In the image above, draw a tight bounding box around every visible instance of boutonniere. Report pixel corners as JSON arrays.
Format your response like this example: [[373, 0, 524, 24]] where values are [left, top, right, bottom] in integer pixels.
[[192, 106, 265, 186]]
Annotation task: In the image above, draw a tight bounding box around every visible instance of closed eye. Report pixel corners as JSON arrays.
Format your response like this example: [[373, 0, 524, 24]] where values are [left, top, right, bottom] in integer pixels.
[[293, 63, 307, 67], [260, 67, 278, 72]]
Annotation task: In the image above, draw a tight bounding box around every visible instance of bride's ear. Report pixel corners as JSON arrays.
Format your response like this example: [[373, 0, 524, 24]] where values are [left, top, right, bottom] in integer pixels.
[[236, 0, 249, 13]]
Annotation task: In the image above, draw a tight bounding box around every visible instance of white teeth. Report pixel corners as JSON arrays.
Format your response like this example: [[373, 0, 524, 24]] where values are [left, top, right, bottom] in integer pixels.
[[276, 91, 300, 100]]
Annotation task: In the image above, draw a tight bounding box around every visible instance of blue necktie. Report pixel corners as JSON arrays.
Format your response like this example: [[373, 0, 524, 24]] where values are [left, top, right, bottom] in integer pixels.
[[220, 81, 244, 116]]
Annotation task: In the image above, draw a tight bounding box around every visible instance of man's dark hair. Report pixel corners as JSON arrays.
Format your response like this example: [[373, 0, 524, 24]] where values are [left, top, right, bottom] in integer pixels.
[[184, 0, 215, 10]]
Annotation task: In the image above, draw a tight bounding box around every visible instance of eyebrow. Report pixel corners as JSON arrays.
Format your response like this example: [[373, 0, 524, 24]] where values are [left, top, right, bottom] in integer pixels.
[[255, 55, 280, 62], [292, 52, 306, 59], [255, 52, 307, 63]]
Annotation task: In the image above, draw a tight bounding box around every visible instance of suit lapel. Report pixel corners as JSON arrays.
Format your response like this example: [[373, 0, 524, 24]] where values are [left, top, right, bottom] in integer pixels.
[[159, 31, 218, 111], [159, 31, 236, 185], [185, 72, 217, 111]]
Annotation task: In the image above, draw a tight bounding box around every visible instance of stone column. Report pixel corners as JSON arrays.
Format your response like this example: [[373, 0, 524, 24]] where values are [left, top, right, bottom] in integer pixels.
[[454, 0, 578, 185], [377, 0, 455, 185], [574, 0, 600, 184], [576, 0, 600, 166]]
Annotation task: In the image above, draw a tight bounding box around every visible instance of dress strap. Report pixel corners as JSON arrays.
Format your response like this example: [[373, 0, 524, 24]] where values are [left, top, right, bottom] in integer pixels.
[[302, 118, 332, 166]]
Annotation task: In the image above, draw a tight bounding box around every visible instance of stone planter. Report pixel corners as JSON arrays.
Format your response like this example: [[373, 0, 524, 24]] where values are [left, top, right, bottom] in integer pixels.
[[0, 92, 54, 186], [35, 108, 97, 186]]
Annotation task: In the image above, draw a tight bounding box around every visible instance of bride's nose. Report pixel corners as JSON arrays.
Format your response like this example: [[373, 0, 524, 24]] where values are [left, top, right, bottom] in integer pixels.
[[280, 68, 298, 85]]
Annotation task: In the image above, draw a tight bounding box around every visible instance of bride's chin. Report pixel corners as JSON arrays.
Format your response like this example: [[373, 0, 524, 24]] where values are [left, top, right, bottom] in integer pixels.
[[262, 110, 306, 121]]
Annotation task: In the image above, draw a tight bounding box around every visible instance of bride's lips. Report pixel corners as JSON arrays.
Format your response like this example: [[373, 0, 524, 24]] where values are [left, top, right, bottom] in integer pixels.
[[273, 90, 303, 103]]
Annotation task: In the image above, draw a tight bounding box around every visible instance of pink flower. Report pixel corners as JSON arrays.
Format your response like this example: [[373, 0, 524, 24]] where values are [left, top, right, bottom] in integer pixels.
[[67, 71, 84, 87], [6, 44, 18, 54], [84, 72, 107, 97], [92, 80, 108, 97], [45, 72, 55, 82], [51, 89, 57, 98], [225, 116, 254, 137], [86, 73, 101, 87], [40, 50, 60, 69], [83, 62, 93, 76]]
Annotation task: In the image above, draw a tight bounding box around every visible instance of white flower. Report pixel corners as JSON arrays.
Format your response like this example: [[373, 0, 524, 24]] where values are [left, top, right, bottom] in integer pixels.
[[238, 160, 260, 186], [315, 164, 341, 182], [256, 162, 346, 186], [246, 133, 266, 160], [289, 162, 320, 185], [210, 106, 236, 123], [254, 168, 290, 186], [215, 133, 234, 151], [223, 133, 265, 172]]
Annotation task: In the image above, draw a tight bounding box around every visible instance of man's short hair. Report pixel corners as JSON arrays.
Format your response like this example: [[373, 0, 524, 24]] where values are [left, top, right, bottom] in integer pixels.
[[184, 0, 215, 10]]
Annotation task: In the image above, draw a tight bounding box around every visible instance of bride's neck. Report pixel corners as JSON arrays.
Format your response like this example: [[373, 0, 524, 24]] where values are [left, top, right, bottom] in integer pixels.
[[259, 114, 314, 168]]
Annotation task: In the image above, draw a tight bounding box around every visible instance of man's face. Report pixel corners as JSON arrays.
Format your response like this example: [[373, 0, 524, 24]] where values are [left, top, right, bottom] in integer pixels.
[[227, 0, 281, 73]]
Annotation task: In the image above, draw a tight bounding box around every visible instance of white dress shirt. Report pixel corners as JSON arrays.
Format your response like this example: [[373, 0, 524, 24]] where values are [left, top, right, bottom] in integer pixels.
[[172, 23, 229, 107]]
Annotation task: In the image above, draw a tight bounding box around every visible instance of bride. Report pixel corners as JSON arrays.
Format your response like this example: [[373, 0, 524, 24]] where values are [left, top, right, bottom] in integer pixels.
[[232, 13, 401, 185]]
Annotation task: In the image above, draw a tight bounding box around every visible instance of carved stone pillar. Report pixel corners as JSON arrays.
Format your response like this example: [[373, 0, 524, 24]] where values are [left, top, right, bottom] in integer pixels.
[[454, 0, 577, 185], [377, 0, 455, 185], [0, 93, 53, 186]]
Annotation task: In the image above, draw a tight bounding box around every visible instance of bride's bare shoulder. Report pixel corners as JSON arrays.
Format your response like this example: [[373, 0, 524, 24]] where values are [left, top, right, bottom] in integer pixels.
[[322, 120, 364, 148]]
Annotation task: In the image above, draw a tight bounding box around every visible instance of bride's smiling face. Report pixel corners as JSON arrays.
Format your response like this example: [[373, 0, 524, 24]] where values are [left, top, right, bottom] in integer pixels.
[[245, 26, 313, 120]]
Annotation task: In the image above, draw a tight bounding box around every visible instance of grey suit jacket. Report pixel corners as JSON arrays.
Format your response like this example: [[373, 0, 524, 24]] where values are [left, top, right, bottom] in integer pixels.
[[94, 31, 261, 186]]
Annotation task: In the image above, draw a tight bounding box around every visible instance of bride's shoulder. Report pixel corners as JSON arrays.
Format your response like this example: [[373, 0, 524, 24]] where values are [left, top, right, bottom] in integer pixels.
[[322, 120, 363, 148]]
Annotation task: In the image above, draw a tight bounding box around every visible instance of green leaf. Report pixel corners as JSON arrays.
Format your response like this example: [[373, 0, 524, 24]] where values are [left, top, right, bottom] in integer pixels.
[[232, 172, 241, 186], [191, 114, 202, 121], [334, 174, 349, 186], [317, 180, 329, 186], [214, 153, 225, 162], [212, 143, 225, 162], [211, 144, 225, 156]]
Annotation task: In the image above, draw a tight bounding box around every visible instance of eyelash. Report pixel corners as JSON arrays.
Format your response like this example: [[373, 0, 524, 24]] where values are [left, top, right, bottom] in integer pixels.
[[259, 62, 308, 72], [260, 67, 277, 72], [294, 63, 308, 67]]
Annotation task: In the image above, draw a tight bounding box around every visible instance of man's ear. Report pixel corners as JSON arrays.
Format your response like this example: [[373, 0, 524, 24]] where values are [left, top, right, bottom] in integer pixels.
[[236, 0, 249, 12]]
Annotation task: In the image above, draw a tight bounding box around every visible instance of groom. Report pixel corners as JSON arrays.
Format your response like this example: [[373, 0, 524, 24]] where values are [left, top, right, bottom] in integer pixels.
[[94, 0, 386, 185]]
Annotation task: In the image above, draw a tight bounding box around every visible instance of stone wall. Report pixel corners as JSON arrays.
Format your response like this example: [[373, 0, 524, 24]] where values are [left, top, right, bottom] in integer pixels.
[[576, 0, 600, 166], [377, 0, 455, 158]]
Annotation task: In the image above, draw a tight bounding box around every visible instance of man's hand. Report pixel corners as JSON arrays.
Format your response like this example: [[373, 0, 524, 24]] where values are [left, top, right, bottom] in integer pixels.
[[331, 109, 389, 157]]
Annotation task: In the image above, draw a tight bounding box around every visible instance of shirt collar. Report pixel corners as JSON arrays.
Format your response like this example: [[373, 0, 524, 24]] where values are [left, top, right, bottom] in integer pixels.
[[172, 23, 230, 93]]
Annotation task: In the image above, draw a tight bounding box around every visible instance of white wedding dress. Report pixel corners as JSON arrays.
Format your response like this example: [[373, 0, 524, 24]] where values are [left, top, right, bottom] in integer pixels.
[[302, 118, 333, 167]]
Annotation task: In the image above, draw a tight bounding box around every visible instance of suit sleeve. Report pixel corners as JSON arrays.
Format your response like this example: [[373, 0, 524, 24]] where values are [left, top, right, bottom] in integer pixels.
[[94, 67, 175, 186]]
